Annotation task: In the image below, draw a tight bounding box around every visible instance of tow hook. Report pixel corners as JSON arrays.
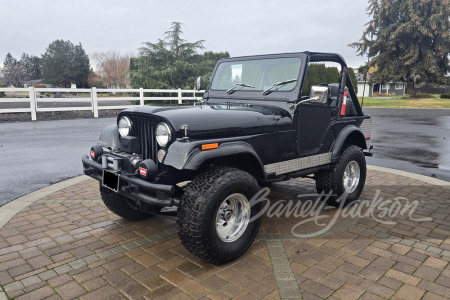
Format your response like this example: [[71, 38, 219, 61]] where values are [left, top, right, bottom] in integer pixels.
[[83, 167, 96, 176], [123, 185, 139, 194]]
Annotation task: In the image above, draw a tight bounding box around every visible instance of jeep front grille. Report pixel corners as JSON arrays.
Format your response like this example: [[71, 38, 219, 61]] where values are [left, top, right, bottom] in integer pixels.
[[129, 115, 157, 161]]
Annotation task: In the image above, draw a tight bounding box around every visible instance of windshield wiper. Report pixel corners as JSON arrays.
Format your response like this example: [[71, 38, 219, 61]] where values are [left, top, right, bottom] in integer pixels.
[[262, 79, 297, 95], [226, 83, 255, 94]]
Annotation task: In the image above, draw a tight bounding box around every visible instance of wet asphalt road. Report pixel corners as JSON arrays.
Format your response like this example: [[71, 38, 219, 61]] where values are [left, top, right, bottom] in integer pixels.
[[364, 108, 450, 182], [0, 118, 116, 206], [0, 108, 449, 207]]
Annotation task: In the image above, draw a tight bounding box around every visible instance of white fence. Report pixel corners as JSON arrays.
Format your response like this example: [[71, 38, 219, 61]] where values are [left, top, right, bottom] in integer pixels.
[[0, 87, 204, 121]]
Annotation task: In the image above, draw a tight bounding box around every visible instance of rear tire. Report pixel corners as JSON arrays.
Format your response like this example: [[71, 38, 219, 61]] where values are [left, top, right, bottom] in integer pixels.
[[100, 185, 152, 220], [315, 145, 366, 207], [177, 166, 262, 265]]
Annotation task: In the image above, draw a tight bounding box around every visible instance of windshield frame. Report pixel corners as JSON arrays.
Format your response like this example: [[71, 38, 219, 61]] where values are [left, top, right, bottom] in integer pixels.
[[205, 53, 307, 102]]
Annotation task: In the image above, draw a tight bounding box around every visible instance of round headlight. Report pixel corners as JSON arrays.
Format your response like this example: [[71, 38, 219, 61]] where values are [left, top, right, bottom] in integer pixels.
[[156, 123, 172, 147], [118, 116, 132, 137]]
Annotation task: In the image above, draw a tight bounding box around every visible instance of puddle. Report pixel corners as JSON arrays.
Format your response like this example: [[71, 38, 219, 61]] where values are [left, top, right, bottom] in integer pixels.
[[383, 146, 439, 169]]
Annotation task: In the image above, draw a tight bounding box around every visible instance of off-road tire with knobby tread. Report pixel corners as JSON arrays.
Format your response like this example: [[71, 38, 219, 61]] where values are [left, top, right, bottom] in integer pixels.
[[100, 185, 152, 220], [177, 166, 262, 265], [315, 145, 366, 207]]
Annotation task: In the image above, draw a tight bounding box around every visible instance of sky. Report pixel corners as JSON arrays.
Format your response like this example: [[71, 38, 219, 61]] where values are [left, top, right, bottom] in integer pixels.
[[0, 0, 371, 69]]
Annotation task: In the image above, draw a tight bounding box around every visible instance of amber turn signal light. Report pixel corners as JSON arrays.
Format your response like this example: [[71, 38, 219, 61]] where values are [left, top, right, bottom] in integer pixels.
[[201, 143, 219, 150]]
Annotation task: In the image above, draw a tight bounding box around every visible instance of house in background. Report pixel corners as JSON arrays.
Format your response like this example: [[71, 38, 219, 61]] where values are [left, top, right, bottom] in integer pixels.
[[23, 79, 43, 88], [355, 73, 406, 97]]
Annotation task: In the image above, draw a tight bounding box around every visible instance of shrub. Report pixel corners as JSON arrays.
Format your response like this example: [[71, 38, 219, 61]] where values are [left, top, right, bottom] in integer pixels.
[[0, 92, 5, 97], [440, 93, 450, 99], [412, 93, 435, 98]]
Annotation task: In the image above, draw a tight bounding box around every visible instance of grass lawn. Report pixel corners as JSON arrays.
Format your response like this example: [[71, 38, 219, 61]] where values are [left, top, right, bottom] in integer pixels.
[[361, 96, 450, 109]]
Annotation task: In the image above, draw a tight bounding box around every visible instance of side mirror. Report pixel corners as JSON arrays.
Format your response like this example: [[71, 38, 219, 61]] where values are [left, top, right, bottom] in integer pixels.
[[309, 85, 329, 104], [194, 76, 202, 91], [193, 76, 203, 105]]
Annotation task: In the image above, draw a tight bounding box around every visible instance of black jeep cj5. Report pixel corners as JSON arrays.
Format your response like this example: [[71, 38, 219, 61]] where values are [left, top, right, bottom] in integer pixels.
[[82, 52, 373, 264]]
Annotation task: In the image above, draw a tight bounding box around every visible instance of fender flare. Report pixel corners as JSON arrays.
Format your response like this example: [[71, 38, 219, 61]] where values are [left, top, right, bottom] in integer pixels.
[[331, 125, 367, 161], [97, 124, 121, 150], [164, 140, 265, 174]]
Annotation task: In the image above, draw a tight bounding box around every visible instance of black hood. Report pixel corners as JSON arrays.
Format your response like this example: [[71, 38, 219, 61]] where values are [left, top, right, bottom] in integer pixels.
[[121, 104, 291, 139]]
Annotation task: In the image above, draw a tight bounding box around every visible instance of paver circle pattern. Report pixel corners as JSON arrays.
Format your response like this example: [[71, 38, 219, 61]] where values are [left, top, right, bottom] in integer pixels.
[[0, 168, 449, 299]]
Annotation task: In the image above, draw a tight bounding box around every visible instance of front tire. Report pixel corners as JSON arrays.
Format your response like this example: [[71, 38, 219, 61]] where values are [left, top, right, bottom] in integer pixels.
[[177, 166, 262, 265], [100, 185, 152, 220], [315, 145, 366, 207]]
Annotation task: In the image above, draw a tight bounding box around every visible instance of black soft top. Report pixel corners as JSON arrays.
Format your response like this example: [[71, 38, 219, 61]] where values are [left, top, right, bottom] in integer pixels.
[[218, 52, 348, 68]]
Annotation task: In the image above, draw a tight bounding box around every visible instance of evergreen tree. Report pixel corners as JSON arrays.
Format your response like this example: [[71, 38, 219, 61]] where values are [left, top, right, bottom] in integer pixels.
[[302, 64, 341, 95], [130, 22, 229, 89], [41, 40, 90, 87], [20, 53, 41, 81], [348, 67, 358, 94], [203, 51, 230, 63], [202, 51, 230, 87], [350, 0, 449, 96], [72, 44, 90, 87]]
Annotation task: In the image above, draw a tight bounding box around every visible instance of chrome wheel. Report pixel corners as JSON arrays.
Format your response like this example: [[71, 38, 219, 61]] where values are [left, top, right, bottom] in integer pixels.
[[343, 160, 360, 193], [215, 193, 251, 242]]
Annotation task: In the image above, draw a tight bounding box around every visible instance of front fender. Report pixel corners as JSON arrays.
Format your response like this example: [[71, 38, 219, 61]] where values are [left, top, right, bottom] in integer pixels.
[[97, 124, 121, 150], [164, 140, 264, 172]]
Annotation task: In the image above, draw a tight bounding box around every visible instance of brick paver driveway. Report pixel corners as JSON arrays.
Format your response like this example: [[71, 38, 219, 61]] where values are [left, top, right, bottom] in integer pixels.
[[0, 168, 449, 299]]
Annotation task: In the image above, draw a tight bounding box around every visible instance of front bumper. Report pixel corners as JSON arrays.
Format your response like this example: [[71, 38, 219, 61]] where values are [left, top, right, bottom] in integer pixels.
[[82, 154, 177, 207]]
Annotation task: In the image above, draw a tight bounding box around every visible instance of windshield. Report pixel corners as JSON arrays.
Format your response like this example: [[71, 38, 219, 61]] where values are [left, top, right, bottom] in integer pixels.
[[211, 57, 302, 93]]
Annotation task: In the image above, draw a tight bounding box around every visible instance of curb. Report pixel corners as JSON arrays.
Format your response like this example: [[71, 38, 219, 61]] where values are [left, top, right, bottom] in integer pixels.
[[0, 166, 448, 230], [367, 165, 450, 188], [0, 176, 90, 229]]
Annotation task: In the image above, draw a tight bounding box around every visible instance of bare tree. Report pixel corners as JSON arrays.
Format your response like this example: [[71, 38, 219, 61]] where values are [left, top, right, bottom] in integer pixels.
[[2, 53, 25, 87], [90, 51, 131, 88]]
